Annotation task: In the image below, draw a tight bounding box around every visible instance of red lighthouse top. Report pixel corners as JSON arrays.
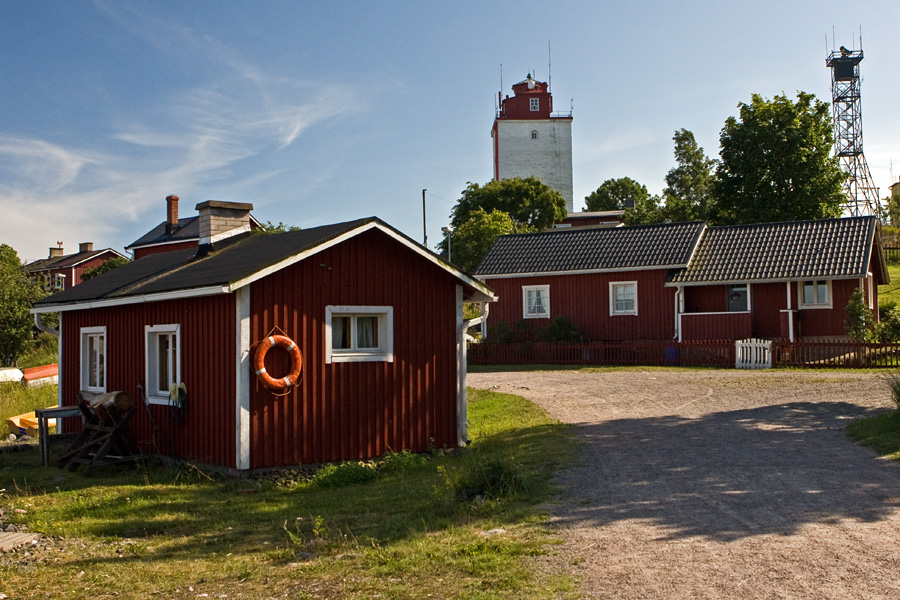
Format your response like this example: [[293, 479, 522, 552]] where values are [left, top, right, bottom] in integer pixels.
[[497, 74, 553, 119]]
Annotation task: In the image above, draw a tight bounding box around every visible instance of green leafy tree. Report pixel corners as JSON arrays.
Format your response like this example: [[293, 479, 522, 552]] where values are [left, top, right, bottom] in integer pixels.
[[624, 194, 665, 226], [713, 92, 845, 225], [253, 220, 301, 236], [584, 177, 649, 212], [662, 129, 716, 222], [450, 177, 566, 231], [0, 244, 46, 366], [444, 208, 534, 273], [80, 256, 130, 281]]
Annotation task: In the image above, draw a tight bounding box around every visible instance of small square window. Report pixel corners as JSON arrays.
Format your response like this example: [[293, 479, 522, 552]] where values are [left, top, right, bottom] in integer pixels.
[[326, 306, 393, 363], [522, 285, 550, 319], [531, 130, 539, 140], [610, 282, 637, 316], [530, 98, 539, 111], [800, 280, 831, 308], [145, 324, 181, 404]]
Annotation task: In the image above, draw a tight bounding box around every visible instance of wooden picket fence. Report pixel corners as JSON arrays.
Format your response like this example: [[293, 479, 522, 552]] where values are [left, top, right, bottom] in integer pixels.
[[468, 338, 900, 369]]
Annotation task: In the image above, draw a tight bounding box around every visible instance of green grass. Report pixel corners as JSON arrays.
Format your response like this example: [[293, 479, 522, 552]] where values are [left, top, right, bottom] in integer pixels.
[[0, 381, 57, 426], [878, 263, 900, 307], [0, 388, 577, 600], [16, 332, 58, 369], [847, 409, 900, 460]]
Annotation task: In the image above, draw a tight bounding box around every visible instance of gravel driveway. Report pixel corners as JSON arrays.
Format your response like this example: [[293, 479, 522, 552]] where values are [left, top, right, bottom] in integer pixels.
[[468, 369, 900, 599]]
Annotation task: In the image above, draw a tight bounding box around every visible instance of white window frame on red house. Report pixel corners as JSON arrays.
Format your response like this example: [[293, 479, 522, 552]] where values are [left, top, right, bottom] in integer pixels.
[[799, 280, 832, 309], [530, 98, 539, 111], [145, 324, 181, 405], [522, 285, 550, 319], [609, 281, 638, 316], [80, 326, 107, 393], [867, 272, 874, 309], [325, 305, 394, 364]]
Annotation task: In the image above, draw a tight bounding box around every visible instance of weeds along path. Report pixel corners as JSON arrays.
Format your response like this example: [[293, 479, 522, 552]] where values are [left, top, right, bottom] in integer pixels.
[[468, 369, 900, 600]]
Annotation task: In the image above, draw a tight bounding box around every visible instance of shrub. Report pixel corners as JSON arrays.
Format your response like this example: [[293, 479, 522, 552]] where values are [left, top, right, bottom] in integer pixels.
[[845, 288, 874, 342], [440, 451, 528, 501], [534, 316, 586, 343], [874, 302, 900, 343], [311, 460, 378, 488], [487, 321, 518, 344], [380, 449, 428, 473]]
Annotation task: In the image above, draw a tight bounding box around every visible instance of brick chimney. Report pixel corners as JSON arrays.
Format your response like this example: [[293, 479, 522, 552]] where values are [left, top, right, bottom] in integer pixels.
[[166, 195, 180, 234], [49, 247, 64, 258], [195, 200, 254, 246], [79, 242, 94, 253]]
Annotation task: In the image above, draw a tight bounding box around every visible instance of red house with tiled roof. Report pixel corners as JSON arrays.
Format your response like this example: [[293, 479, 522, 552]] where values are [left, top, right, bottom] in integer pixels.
[[475, 216, 887, 343], [25, 243, 128, 291], [33, 217, 496, 472]]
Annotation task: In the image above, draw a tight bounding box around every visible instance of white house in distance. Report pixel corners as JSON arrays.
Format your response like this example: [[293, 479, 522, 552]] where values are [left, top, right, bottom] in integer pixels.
[[491, 73, 574, 212]]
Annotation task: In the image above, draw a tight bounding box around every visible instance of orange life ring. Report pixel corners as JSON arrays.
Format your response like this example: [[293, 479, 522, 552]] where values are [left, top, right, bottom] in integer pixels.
[[253, 335, 302, 391]]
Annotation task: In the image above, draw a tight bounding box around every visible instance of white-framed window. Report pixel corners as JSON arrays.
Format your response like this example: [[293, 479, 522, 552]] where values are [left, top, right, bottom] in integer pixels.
[[145, 324, 181, 404], [325, 306, 393, 364], [610, 281, 638, 316], [530, 97, 539, 111], [522, 285, 550, 319], [80, 326, 106, 392], [53, 274, 66, 291], [727, 284, 749, 312], [531, 130, 539, 140], [800, 280, 831, 308]]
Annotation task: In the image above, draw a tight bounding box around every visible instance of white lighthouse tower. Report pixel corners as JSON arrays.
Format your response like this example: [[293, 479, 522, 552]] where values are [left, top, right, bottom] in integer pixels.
[[491, 73, 574, 212]]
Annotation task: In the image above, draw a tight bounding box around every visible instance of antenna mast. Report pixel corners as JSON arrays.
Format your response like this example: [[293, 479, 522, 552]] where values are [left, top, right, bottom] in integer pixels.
[[548, 39, 552, 94], [826, 40, 885, 220]]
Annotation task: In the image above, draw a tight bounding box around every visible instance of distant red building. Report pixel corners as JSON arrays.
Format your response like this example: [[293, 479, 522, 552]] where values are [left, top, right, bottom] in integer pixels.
[[476, 217, 886, 343], [126, 195, 261, 259], [25, 243, 128, 291]]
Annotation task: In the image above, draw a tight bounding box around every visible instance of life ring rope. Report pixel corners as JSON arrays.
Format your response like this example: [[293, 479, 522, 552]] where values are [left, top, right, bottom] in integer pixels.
[[253, 333, 302, 392]]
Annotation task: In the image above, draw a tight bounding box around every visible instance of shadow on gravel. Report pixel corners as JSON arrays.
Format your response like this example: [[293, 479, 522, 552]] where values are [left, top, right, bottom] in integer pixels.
[[557, 401, 900, 542]]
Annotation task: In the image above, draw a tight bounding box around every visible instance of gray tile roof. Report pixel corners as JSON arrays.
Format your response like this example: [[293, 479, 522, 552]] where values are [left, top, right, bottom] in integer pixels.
[[668, 216, 881, 284], [474, 221, 706, 276]]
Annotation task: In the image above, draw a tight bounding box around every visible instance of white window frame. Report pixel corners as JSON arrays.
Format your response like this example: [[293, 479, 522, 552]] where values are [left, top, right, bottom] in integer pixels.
[[530, 97, 539, 111], [867, 272, 874, 309], [80, 326, 106, 392], [799, 280, 832, 309], [522, 285, 550, 319], [325, 306, 394, 364], [145, 324, 181, 405], [609, 281, 638, 316]]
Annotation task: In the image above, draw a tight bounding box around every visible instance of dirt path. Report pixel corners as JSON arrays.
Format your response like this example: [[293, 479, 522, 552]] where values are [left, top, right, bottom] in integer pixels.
[[468, 370, 900, 599]]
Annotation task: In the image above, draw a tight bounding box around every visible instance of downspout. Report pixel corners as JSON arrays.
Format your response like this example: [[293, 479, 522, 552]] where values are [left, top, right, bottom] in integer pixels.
[[673, 286, 682, 342], [34, 313, 59, 337], [786, 282, 794, 343], [456, 298, 491, 446]]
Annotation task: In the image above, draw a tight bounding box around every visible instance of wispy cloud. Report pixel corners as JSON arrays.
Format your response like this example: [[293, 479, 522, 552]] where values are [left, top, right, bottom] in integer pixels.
[[0, 5, 362, 260]]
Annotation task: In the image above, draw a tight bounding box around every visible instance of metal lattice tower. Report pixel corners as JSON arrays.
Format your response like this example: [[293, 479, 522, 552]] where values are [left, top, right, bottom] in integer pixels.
[[826, 46, 885, 220]]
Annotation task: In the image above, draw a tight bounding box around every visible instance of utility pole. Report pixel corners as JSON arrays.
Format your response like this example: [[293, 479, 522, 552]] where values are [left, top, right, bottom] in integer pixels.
[[422, 189, 427, 247]]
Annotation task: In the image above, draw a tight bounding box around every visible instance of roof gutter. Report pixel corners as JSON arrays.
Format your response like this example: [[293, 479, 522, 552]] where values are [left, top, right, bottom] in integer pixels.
[[34, 313, 59, 337], [31, 285, 230, 314]]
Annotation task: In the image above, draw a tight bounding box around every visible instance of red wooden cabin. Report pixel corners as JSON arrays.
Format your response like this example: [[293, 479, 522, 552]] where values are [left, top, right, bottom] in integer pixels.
[[33, 218, 495, 473], [475, 217, 886, 344]]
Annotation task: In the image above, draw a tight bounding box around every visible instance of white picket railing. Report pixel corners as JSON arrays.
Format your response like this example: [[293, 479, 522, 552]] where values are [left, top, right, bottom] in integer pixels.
[[735, 338, 773, 369]]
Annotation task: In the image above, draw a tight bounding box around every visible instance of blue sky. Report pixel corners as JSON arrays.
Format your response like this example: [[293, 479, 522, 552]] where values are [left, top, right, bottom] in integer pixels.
[[2, 1, 898, 261]]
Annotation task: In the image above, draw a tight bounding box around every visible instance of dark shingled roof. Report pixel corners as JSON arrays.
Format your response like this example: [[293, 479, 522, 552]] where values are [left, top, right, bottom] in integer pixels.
[[35, 217, 496, 310], [125, 217, 201, 249], [474, 221, 706, 276], [668, 216, 881, 284], [35, 219, 376, 308], [25, 248, 124, 273]]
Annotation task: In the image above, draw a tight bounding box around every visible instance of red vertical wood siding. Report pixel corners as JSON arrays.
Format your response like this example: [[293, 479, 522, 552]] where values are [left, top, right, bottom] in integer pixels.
[[60, 295, 237, 468], [749, 282, 786, 339], [797, 279, 858, 337], [485, 270, 675, 341], [680, 312, 751, 340], [684, 285, 727, 313], [248, 229, 460, 467]]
